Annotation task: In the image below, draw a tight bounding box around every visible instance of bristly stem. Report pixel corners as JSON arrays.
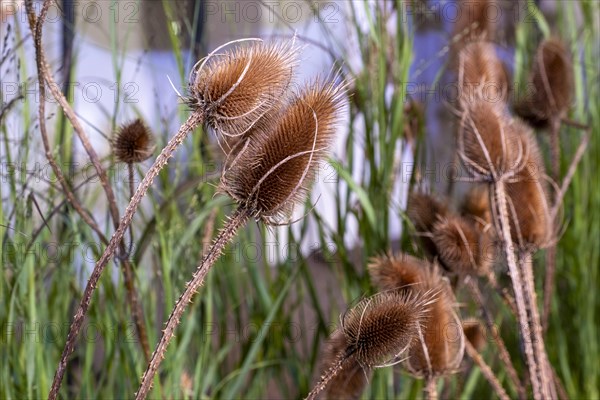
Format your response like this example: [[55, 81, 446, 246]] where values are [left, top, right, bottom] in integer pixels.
[[305, 351, 351, 400], [135, 207, 250, 400], [425, 376, 438, 400], [48, 112, 204, 400]]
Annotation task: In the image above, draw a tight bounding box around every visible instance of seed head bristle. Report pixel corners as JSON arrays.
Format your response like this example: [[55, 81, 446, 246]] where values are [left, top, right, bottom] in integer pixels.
[[188, 39, 300, 138], [460, 100, 525, 178], [515, 37, 573, 127], [112, 119, 156, 164], [462, 319, 487, 352], [407, 192, 449, 256], [220, 77, 346, 223], [341, 291, 434, 368], [457, 42, 509, 104], [318, 330, 370, 400], [368, 253, 428, 293], [432, 215, 482, 275]]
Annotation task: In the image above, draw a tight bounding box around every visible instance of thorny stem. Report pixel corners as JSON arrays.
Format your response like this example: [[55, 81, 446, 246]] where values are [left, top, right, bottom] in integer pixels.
[[464, 340, 511, 400], [425, 376, 438, 400], [135, 207, 250, 400], [305, 351, 351, 400], [493, 180, 553, 400], [48, 112, 204, 400]]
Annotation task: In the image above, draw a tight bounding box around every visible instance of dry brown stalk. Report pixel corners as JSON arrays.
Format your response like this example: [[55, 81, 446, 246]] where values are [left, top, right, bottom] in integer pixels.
[[464, 339, 511, 400]]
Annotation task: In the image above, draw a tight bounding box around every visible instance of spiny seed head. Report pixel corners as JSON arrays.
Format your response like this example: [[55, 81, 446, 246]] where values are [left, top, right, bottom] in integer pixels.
[[407, 192, 449, 256], [188, 39, 300, 137], [318, 330, 370, 400], [453, 0, 497, 45], [112, 119, 155, 164], [404, 282, 464, 378], [368, 253, 428, 293], [219, 77, 346, 223], [432, 215, 482, 275], [461, 185, 492, 228], [462, 319, 487, 351], [342, 291, 434, 368], [460, 100, 526, 177], [515, 37, 573, 127], [457, 41, 509, 104]]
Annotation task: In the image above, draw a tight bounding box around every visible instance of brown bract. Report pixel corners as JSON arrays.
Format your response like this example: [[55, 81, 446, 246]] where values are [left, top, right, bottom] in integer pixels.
[[341, 291, 433, 368], [112, 119, 155, 164], [318, 330, 370, 400], [188, 39, 299, 138], [457, 41, 509, 104], [219, 78, 345, 223], [515, 38, 573, 127]]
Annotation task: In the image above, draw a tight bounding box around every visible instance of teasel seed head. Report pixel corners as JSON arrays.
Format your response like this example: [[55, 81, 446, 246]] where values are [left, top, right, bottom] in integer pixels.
[[460, 100, 526, 179], [187, 39, 300, 138], [461, 185, 492, 229], [432, 215, 483, 275], [341, 290, 435, 368], [407, 192, 449, 256], [515, 37, 573, 127], [112, 119, 156, 164], [318, 330, 371, 400], [457, 41, 509, 105], [368, 253, 429, 293], [503, 119, 552, 249], [462, 319, 487, 352], [452, 0, 497, 46], [219, 77, 346, 223]]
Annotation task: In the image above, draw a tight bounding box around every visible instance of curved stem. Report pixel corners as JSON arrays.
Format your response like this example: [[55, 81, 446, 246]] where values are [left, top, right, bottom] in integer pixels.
[[135, 207, 250, 400], [305, 351, 350, 400], [48, 112, 204, 400]]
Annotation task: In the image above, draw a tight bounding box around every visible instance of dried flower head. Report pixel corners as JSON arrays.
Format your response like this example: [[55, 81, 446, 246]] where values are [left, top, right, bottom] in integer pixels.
[[515, 38, 573, 127], [112, 119, 156, 164], [462, 319, 487, 352], [341, 291, 434, 368], [432, 215, 482, 275], [461, 185, 492, 228], [187, 39, 300, 137], [460, 101, 526, 179], [220, 77, 345, 223], [407, 192, 449, 256], [318, 330, 371, 400], [457, 41, 509, 104], [368, 253, 428, 293], [453, 0, 497, 45]]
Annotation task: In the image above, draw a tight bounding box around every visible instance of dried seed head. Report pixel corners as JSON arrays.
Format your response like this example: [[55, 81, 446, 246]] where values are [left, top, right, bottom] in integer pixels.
[[457, 42, 509, 104], [453, 0, 497, 45], [407, 192, 449, 256], [515, 38, 573, 127], [318, 330, 370, 400], [462, 319, 487, 351], [342, 291, 433, 368], [504, 120, 552, 248], [461, 185, 492, 228], [112, 119, 155, 164], [188, 39, 300, 137], [432, 215, 482, 275], [220, 78, 345, 222], [404, 285, 464, 378], [368, 253, 429, 292], [460, 100, 525, 178]]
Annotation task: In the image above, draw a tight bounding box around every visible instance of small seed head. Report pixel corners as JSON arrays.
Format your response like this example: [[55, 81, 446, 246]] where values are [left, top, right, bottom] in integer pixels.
[[112, 119, 155, 164]]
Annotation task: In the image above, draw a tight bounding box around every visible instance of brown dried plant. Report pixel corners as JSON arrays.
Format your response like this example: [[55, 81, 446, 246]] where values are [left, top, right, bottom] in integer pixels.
[[306, 290, 435, 400], [136, 77, 346, 400], [407, 192, 449, 256], [452, 0, 497, 45], [113, 119, 156, 164]]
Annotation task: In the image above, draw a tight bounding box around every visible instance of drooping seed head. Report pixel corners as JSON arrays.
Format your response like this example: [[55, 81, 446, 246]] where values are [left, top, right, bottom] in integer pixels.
[[457, 41, 509, 104], [188, 39, 300, 137], [432, 215, 482, 275], [341, 290, 434, 368], [515, 38, 573, 127], [407, 192, 449, 256], [318, 330, 371, 400], [112, 119, 156, 164], [219, 77, 346, 223]]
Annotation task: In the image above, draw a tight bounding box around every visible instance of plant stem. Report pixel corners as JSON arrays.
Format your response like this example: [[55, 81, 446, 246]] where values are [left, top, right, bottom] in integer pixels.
[[135, 207, 250, 400], [493, 180, 547, 400], [305, 351, 349, 400], [425, 376, 438, 400], [48, 112, 204, 400], [464, 340, 511, 400]]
